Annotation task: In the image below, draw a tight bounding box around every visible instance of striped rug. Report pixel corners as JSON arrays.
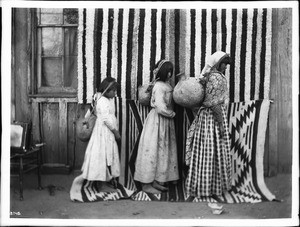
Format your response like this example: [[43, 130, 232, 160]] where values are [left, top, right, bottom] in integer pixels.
[[78, 8, 272, 104], [70, 174, 135, 202], [76, 8, 275, 203]]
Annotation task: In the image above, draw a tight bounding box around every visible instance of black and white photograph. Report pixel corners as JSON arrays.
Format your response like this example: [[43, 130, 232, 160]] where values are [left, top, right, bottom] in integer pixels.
[[1, 0, 299, 226]]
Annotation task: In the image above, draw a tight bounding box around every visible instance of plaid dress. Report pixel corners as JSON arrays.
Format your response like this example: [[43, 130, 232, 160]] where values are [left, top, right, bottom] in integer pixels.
[[185, 71, 232, 197]]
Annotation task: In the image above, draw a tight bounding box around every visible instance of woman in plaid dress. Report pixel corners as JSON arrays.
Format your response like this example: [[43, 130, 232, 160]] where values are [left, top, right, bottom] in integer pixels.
[[185, 51, 232, 198]]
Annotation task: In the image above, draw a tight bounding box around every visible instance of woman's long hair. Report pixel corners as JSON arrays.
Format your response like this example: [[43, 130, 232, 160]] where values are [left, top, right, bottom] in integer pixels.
[[98, 77, 118, 93], [153, 60, 173, 82], [216, 55, 232, 72]]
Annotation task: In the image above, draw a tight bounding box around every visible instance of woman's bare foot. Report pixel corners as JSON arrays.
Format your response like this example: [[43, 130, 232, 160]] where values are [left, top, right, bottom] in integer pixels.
[[152, 181, 168, 191], [142, 184, 161, 194]]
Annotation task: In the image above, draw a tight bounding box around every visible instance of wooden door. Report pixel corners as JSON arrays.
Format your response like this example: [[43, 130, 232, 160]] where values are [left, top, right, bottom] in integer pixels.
[[31, 97, 85, 173]]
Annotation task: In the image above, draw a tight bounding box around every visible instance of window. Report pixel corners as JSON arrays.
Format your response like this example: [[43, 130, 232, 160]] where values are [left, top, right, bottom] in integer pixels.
[[35, 8, 78, 94]]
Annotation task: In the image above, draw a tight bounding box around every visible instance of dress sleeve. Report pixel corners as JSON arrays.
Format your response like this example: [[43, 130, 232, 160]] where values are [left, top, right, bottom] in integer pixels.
[[152, 83, 176, 118], [207, 73, 225, 123], [96, 97, 117, 131], [202, 72, 227, 107]]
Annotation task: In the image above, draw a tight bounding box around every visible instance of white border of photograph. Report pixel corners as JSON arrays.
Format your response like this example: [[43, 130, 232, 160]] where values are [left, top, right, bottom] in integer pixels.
[[1, 1, 299, 227]]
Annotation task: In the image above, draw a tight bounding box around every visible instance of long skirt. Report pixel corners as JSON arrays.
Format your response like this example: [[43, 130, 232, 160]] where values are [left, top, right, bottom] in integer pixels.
[[134, 109, 179, 184], [81, 117, 120, 182], [185, 105, 232, 197]]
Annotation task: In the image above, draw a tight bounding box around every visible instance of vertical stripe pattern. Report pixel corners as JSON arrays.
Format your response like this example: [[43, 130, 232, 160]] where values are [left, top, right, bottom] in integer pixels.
[[77, 9, 84, 103], [86, 9, 95, 103], [78, 8, 272, 104], [77, 9, 273, 203]]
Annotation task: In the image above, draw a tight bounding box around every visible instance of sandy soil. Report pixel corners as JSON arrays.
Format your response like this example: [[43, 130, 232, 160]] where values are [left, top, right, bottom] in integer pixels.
[[1, 172, 296, 226]]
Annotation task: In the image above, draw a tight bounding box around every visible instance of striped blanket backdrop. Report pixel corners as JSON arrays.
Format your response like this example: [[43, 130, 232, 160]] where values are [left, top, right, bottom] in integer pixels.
[[76, 8, 275, 203]]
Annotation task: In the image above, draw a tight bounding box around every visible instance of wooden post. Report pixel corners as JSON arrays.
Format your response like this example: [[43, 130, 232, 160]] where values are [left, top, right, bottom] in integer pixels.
[[59, 99, 68, 165], [276, 8, 293, 173], [14, 8, 31, 121], [11, 10, 16, 122], [31, 102, 41, 144], [268, 8, 293, 176], [268, 9, 279, 177]]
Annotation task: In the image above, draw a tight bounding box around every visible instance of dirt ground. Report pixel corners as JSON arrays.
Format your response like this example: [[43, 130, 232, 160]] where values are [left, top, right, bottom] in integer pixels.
[[1, 171, 296, 226]]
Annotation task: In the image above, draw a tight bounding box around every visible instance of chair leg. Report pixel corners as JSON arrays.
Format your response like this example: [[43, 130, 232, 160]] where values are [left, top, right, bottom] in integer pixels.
[[19, 157, 24, 201], [37, 150, 42, 190]]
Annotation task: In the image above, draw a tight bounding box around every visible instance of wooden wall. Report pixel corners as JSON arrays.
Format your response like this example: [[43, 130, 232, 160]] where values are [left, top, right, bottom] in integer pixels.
[[11, 8, 294, 174], [30, 99, 86, 172], [265, 8, 293, 176], [12, 9, 32, 122]]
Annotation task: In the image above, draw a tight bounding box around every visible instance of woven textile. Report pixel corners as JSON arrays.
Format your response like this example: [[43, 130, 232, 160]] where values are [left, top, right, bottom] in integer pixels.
[[76, 8, 275, 203], [78, 8, 272, 104], [130, 99, 275, 203], [70, 174, 135, 202], [71, 98, 275, 203]]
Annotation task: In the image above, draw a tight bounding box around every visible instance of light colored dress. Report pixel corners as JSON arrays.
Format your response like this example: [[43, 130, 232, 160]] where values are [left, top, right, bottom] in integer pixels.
[[81, 94, 120, 181], [134, 81, 179, 184]]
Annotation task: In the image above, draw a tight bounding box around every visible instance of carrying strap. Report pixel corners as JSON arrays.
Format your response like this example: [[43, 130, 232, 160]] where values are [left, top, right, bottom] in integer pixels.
[[90, 81, 115, 114], [146, 77, 159, 92]]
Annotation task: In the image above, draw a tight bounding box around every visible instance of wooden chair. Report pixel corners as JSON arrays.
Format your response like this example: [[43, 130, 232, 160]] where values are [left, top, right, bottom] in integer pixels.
[[10, 121, 44, 200]]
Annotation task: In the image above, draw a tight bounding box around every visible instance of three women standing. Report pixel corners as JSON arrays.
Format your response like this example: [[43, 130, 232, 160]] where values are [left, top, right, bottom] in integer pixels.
[[77, 52, 232, 198]]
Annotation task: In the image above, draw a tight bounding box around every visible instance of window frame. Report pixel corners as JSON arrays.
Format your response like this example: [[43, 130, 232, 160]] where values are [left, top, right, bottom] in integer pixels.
[[32, 8, 78, 96]]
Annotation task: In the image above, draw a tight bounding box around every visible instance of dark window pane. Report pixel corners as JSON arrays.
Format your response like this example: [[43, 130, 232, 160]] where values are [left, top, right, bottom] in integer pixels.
[[64, 28, 78, 56], [42, 58, 62, 87], [40, 8, 63, 25], [63, 9, 79, 24], [37, 8, 78, 93], [64, 56, 78, 88], [64, 27, 78, 88], [42, 28, 63, 56]]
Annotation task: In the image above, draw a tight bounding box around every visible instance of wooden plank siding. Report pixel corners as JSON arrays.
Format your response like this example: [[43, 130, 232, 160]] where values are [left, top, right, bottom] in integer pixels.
[[67, 103, 77, 169], [41, 102, 60, 164], [31, 102, 41, 144], [13, 8, 32, 122], [59, 100, 68, 164], [266, 8, 293, 176], [71, 104, 91, 169], [30, 98, 85, 172]]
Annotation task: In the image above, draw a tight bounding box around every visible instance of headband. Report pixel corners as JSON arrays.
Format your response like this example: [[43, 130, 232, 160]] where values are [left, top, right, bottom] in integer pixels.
[[200, 51, 230, 77], [153, 60, 171, 79]]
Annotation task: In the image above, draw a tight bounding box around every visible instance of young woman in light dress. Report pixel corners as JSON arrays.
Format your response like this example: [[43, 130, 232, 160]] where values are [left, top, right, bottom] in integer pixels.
[[134, 60, 179, 194], [81, 77, 121, 192]]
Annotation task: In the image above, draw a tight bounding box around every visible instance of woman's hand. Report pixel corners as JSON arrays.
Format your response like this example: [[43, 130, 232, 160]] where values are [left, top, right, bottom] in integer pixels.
[[112, 129, 121, 142], [170, 111, 176, 118], [211, 104, 225, 137], [219, 122, 225, 138]]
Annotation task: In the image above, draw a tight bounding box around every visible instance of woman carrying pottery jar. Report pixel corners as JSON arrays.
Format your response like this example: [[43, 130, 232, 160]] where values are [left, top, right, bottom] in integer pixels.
[[185, 51, 233, 199]]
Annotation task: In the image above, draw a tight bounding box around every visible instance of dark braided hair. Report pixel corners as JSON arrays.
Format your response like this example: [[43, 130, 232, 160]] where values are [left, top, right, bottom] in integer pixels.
[[98, 77, 118, 93], [154, 60, 174, 82], [216, 55, 232, 71]]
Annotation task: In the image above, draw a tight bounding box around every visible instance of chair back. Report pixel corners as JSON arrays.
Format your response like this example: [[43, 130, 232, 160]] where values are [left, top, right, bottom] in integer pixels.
[[11, 122, 31, 153]]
